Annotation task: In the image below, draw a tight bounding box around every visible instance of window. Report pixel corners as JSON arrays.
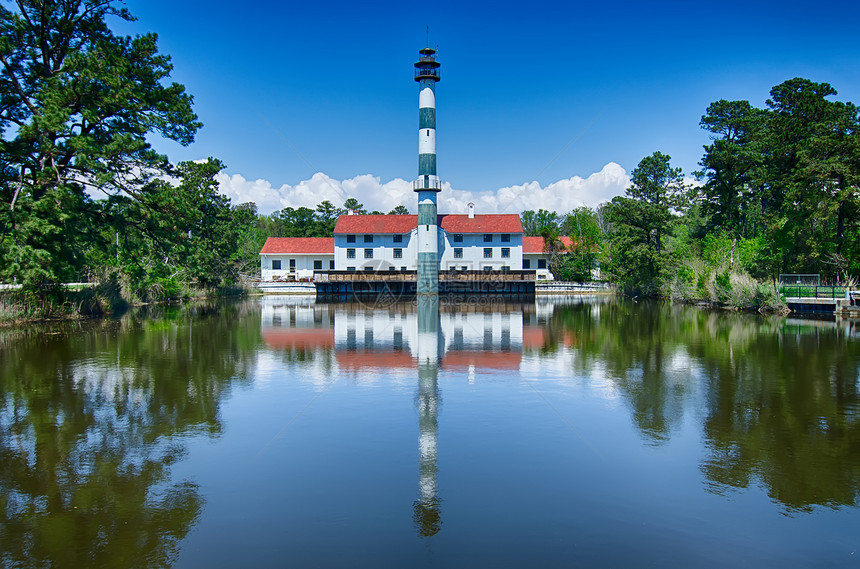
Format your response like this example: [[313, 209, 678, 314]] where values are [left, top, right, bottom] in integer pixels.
[[346, 235, 356, 243], [538, 259, 547, 269], [313, 260, 322, 270], [347, 248, 356, 259], [329, 260, 335, 270], [364, 266, 373, 271], [389, 266, 396, 271], [483, 266, 492, 272], [483, 248, 492, 258], [483, 233, 492, 242], [501, 247, 510, 258], [501, 233, 510, 243], [271, 260, 281, 270], [347, 266, 356, 271], [289, 259, 296, 272], [400, 266, 407, 271], [454, 247, 463, 259], [364, 248, 373, 259], [393, 234, 403, 243], [453, 234, 463, 243], [393, 248, 402, 259], [461, 266, 468, 271], [364, 234, 373, 243], [501, 266, 510, 271], [523, 259, 531, 269]]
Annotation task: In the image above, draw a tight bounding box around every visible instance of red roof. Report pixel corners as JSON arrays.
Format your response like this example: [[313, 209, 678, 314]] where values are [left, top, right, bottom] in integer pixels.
[[439, 214, 523, 234], [333, 350, 523, 371], [262, 328, 335, 350], [260, 237, 334, 254], [333, 214, 523, 234], [441, 351, 521, 371], [333, 215, 418, 234], [523, 236, 574, 253]]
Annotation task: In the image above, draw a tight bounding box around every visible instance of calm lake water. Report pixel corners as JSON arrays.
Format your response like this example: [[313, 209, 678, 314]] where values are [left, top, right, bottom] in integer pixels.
[[2, 295, 860, 568]]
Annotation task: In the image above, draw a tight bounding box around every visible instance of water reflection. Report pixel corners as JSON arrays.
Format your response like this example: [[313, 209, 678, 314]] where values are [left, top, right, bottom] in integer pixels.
[[414, 296, 441, 536], [547, 301, 860, 512], [260, 296, 563, 375], [0, 302, 259, 568], [259, 296, 860, 515], [260, 296, 551, 537]]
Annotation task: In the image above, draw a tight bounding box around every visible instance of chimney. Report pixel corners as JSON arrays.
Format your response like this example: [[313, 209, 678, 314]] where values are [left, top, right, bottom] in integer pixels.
[[468, 202, 475, 219]]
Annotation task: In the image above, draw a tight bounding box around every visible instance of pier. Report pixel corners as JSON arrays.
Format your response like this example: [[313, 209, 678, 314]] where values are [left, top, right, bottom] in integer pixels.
[[314, 269, 535, 299], [780, 285, 860, 315]]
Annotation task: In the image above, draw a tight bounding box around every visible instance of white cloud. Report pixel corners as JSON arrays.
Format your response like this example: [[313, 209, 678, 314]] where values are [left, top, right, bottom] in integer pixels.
[[217, 162, 632, 216]]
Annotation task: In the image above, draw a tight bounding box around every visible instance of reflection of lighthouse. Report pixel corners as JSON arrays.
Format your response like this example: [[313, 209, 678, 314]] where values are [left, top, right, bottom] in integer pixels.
[[414, 46, 441, 297], [413, 296, 441, 536]]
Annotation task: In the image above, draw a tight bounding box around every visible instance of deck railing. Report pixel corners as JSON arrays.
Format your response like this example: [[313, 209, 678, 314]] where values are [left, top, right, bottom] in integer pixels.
[[779, 285, 852, 300], [315, 270, 536, 283]]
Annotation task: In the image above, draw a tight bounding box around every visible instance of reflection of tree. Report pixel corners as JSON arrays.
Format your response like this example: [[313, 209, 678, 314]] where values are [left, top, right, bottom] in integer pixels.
[[700, 321, 860, 511], [0, 301, 258, 567], [547, 300, 860, 510], [547, 300, 694, 444]]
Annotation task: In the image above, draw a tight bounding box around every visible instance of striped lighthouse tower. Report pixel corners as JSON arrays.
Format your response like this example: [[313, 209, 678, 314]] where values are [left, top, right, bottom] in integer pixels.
[[414, 46, 441, 296]]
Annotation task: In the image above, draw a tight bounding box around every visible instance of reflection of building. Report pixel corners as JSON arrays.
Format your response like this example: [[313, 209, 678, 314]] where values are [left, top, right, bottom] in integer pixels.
[[259, 297, 568, 375], [258, 296, 596, 537], [413, 296, 441, 536]]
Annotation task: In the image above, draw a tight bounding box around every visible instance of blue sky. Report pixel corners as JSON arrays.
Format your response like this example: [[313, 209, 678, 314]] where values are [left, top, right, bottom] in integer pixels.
[[117, 0, 860, 214]]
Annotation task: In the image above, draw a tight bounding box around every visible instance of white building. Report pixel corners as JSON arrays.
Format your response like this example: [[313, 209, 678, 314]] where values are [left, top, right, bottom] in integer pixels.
[[523, 236, 573, 281], [259, 237, 334, 281], [258, 218, 572, 282], [331, 212, 525, 273]]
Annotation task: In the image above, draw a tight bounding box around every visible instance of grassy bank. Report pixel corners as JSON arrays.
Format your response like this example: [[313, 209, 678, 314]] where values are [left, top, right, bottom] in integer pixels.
[[0, 277, 253, 325], [663, 262, 788, 313]]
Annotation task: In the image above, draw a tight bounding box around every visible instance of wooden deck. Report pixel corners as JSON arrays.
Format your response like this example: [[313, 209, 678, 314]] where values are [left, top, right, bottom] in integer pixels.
[[784, 294, 859, 315], [314, 270, 536, 298], [316, 270, 535, 283]]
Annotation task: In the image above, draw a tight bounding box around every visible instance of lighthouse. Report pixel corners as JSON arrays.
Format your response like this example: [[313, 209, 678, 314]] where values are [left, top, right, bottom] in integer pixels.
[[414, 46, 441, 296]]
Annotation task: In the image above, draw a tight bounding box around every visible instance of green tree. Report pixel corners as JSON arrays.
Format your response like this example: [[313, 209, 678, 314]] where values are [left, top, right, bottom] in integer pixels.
[[765, 78, 860, 275], [277, 206, 317, 237], [604, 152, 688, 294], [539, 225, 567, 279], [0, 0, 199, 287], [699, 99, 767, 240], [315, 199, 343, 235], [342, 197, 366, 214], [559, 207, 602, 281], [232, 202, 265, 277], [699, 79, 860, 281], [521, 209, 560, 236], [95, 159, 243, 299], [389, 205, 410, 215]]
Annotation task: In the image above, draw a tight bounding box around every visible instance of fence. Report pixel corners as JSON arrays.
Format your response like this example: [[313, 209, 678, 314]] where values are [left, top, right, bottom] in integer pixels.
[[779, 285, 850, 300]]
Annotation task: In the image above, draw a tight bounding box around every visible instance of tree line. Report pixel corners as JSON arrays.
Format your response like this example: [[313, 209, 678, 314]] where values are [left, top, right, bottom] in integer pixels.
[[0, 0, 256, 307], [0, 1, 404, 311], [1, 1, 856, 315], [525, 78, 859, 307]]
